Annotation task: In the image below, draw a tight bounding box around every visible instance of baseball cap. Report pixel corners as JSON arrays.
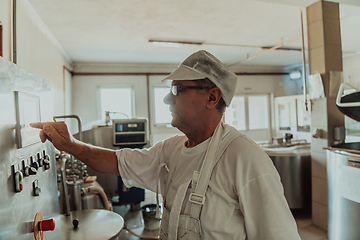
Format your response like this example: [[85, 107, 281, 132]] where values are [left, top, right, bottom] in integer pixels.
[[162, 50, 237, 106]]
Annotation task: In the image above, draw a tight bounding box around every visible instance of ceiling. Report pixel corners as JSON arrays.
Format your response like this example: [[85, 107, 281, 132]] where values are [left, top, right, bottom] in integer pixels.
[[27, 0, 360, 68]]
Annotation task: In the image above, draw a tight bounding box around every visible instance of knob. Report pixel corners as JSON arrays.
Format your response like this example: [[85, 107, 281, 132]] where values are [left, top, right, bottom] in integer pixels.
[[14, 171, 24, 192], [34, 212, 55, 240], [73, 218, 79, 229], [38, 219, 55, 232], [31, 161, 39, 170], [24, 166, 30, 177], [44, 158, 50, 170], [33, 186, 41, 196], [36, 152, 43, 167], [39, 157, 44, 167], [33, 180, 41, 196], [29, 166, 37, 176]]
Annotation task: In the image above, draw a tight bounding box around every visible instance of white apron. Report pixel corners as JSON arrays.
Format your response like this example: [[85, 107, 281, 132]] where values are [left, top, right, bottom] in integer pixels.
[[158, 122, 240, 239]]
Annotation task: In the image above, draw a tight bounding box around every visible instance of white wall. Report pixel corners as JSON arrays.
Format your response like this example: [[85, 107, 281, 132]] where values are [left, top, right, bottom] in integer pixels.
[[72, 75, 149, 134], [235, 74, 297, 97], [0, 0, 72, 118]]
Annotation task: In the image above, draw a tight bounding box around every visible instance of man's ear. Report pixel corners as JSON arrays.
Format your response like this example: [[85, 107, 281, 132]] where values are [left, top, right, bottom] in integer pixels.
[[207, 87, 222, 109]]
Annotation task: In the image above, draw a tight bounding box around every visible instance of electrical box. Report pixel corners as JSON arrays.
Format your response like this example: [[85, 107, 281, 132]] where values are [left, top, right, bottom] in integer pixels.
[[112, 118, 147, 146]]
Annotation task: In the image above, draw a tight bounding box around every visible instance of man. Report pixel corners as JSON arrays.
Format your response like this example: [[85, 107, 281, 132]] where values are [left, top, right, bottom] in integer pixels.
[[31, 50, 301, 240]]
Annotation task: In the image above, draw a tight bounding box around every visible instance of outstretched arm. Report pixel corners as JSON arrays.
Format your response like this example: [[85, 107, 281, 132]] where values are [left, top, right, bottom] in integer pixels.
[[30, 121, 119, 175]]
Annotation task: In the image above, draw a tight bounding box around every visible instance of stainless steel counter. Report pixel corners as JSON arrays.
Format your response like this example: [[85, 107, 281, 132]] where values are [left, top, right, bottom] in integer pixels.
[[60, 209, 124, 240]]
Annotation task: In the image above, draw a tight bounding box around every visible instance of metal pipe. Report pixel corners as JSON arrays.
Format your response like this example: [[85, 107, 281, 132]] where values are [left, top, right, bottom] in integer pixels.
[[0, 22, 3, 57], [53, 114, 83, 141], [72, 72, 289, 76], [300, 9, 309, 113], [146, 74, 152, 136], [12, 0, 17, 64], [228, 36, 302, 67], [59, 154, 71, 216]]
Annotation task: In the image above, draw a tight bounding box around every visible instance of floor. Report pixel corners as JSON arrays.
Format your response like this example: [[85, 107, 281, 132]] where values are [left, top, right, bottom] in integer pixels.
[[113, 205, 328, 240], [292, 209, 328, 240]]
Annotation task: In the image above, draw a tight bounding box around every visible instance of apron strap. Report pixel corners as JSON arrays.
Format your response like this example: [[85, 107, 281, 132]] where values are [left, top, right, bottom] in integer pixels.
[[156, 144, 182, 218], [156, 162, 169, 218], [189, 121, 224, 219], [190, 122, 240, 220], [162, 123, 241, 238], [168, 179, 191, 239]]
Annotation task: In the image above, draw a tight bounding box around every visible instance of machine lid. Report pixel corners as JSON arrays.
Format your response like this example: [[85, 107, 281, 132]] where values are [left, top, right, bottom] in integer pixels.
[[338, 91, 360, 122], [336, 83, 360, 122]]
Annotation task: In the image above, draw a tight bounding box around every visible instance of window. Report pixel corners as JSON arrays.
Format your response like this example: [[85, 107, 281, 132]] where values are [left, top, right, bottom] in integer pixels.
[[248, 95, 269, 130], [153, 87, 172, 125], [99, 87, 133, 120], [225, 96, 246, 130], [278, 102, 291, 130], [225, 94, 271, 142]]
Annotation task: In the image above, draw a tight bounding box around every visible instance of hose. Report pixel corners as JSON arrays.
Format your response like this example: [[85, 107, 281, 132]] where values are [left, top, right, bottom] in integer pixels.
[[123, 224, 159, 239], [81, 186, 112, 211]]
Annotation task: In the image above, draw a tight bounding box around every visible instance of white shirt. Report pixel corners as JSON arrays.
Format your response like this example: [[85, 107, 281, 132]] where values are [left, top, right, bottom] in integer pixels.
[[116, 124, 301, 240]]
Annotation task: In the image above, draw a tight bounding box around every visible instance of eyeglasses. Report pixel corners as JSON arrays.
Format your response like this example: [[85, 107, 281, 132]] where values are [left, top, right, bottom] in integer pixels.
[[170, 85, 212, 96]]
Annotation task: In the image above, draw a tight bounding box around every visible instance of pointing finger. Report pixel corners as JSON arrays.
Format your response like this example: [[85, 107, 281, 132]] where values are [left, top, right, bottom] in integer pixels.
[[30, 122, 47, 129]]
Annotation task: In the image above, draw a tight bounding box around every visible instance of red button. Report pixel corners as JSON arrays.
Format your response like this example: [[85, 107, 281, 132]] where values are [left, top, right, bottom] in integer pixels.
[[19, 183, 23, 191], [39, 219, 55, 231]]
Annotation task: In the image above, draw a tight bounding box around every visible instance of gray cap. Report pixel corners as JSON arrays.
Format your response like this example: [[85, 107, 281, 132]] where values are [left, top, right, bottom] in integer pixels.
[[162, 50, 237, 106]]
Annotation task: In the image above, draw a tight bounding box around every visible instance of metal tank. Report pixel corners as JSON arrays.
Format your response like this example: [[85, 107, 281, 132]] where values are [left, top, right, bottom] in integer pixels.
[[262, 142, 312, 209]]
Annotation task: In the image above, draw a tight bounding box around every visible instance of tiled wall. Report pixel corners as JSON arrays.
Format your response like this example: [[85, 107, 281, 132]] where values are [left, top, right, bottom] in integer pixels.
[[307, 1, 344, 231]]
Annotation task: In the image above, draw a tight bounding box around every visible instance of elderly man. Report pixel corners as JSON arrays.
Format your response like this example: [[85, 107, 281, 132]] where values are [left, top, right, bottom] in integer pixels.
[[31, 50, 301, 240]]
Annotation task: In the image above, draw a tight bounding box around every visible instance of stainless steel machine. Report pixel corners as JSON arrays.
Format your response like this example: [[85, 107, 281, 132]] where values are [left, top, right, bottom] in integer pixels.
[[326, 82, 360, 240], [261, 140, 312, 209], [0, 57, 123, 240], [79, 118, 148, 209]]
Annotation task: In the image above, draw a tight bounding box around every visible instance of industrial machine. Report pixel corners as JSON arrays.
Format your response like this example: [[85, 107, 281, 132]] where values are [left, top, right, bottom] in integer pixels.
[[0, 57, 123, 239], [0, 57, 61, 240], [112, 118, 147, 146], [261, 138, 311, 209], [326, 82, 360, 240], [79, 118, 148, 209]]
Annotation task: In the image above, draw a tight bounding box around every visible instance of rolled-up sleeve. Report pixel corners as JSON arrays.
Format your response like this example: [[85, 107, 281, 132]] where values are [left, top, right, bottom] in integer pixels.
[[115, 136, 185, 193]]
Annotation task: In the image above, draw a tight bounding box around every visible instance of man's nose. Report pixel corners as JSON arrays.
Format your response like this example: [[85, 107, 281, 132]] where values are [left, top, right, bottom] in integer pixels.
[[163, 92, 173, 105]]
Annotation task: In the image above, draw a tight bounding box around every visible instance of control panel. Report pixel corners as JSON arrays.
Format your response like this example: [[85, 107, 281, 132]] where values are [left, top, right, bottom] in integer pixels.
[[2, 142, 62, 239], [12, 150, 52, 195], [0, 57, 61, 239]]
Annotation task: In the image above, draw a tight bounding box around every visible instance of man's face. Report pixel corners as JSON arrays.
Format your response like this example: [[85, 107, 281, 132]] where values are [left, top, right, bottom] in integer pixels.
[[163, 80, 208, 132]]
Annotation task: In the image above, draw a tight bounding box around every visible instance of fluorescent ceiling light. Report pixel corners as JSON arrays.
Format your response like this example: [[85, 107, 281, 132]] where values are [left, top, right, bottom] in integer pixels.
[[149, 40, 203, 48], [261, 46, 302, 51], [289, 70, 301, 79]]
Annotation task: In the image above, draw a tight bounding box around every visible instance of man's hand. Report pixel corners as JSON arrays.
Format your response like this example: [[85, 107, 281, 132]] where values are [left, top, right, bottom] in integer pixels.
[[30, 121, 76, 152], [31, 121, 119, 175]]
